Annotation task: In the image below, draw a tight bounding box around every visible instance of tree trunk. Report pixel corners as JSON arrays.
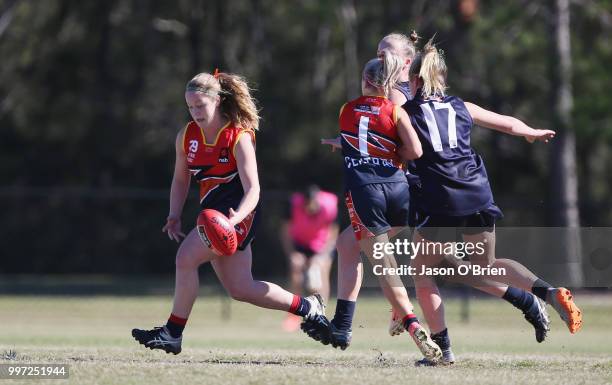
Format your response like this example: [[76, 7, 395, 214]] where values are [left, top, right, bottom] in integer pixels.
[[339, 0, 359, 100], [0, 0, 18, 39], [549, 0, 583, 287]]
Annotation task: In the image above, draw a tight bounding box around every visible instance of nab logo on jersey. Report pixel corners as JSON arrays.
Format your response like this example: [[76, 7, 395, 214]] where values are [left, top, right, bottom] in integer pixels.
[[218, 147, 230, 163]]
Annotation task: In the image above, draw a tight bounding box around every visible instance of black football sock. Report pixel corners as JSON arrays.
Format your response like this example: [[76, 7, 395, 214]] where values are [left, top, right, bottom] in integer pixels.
[[431, 328, 451, 351], [166, 314, 187, 338], [502, 286, 534, 313], [531, 279, 553, 302], [331, 299, 356, 331]]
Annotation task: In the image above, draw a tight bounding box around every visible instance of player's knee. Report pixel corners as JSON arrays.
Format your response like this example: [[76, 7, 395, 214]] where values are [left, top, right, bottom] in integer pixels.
[[416, 282, 440, 296], [226, 285, 253, 303], [175, 252, 198, 270], [472, 253, 495, 266], [469, 243, 495, 266]]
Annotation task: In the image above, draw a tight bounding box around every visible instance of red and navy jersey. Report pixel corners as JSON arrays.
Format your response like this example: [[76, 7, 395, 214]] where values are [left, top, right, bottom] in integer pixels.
[[339, 95, 405, 188], [403, 93, 494, 216], [182, 121, 255, 208]]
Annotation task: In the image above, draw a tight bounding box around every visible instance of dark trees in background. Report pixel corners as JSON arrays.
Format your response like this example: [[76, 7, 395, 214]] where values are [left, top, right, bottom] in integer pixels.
[[549, 0, 583, 286], [0, 0, 610, 277]]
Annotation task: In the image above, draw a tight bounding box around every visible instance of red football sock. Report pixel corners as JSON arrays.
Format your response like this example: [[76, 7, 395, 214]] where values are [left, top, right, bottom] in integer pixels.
[[289, 295, 301, 314], [402, 313, 420, 335]]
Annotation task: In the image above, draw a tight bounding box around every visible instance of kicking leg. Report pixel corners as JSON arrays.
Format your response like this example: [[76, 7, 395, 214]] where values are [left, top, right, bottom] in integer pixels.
[[464, 230, 582, 334], [212, 245, 324, 317]]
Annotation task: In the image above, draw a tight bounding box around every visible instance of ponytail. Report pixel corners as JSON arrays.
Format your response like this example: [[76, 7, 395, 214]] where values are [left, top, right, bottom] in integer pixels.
[[409, 37, 448, 98], [362, 50, 404, 97], [216, 73, 260, 131], [380, 50, 405, 97]]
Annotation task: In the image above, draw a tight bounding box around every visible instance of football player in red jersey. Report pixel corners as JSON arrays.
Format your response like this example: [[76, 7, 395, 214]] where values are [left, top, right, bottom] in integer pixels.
[[303, 52, 444, 362], [132, 71, 325, 354]]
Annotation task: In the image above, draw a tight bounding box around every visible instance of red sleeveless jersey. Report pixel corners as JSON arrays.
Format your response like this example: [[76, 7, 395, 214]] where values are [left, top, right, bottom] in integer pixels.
[[182, 121, 255, 206], [338, 95, 404, 188]]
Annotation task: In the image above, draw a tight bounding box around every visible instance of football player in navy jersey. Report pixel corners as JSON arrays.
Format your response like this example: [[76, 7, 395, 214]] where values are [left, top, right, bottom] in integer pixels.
[[304, 52, 444, 362], [131, 71, 326, 354], [320, 33, 551, 359], [402, 38, 582, 364]]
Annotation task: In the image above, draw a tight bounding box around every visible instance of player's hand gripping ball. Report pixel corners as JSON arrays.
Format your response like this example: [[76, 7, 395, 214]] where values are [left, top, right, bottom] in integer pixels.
[[197, 209, 238, 256]]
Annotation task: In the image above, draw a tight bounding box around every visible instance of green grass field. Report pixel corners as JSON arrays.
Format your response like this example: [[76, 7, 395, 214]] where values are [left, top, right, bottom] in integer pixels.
[[1, 293, 611, 385]]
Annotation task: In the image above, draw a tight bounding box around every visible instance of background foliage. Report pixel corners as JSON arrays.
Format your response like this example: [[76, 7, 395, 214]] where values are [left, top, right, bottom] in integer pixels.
[[0, 0, 610, 276]]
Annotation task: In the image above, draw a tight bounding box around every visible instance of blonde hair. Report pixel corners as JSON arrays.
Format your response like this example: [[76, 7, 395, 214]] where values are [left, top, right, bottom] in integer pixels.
[[379, 31, 419, 60], [186, 72, 260, 131], [363, 50, 405, 97], [409, 37, 447, 98]]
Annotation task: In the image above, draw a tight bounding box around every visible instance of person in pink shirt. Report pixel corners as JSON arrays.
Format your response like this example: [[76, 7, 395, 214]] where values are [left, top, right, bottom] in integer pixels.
[[281, 185, 339, 331]]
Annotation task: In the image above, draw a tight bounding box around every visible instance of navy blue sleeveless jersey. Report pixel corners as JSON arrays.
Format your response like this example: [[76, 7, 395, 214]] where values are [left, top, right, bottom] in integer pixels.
[[394, 81, 412, 102], [403, 94, 494, 216], [394, 81, 420, 176]]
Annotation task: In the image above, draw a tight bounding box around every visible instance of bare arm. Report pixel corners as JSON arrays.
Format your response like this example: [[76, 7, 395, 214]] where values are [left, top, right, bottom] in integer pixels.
[[162, 128, 191, 242], [322, 103, 348, 152], [230, 132, 260, 225], [395, 106, 423, 160], [464, 102, 555, 143], [321, 136, 341, 151]]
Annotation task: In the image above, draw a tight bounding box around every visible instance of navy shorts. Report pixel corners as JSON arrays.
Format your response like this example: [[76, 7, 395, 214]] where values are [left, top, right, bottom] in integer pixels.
[[406, 173, 423, 228], [415, 204, 503, 243], [204, 199, 260, 251], [345, 182, 411, 241]]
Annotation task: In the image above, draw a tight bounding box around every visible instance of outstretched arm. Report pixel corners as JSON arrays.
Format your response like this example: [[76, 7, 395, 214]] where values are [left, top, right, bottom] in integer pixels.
[[321, 136, 341, 151], [464, 102, 555, 143]]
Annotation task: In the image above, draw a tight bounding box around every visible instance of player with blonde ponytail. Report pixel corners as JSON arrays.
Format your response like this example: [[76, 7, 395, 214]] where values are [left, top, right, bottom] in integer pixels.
[[132, 70, 326, 354], [412, 38, 447, 98]]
